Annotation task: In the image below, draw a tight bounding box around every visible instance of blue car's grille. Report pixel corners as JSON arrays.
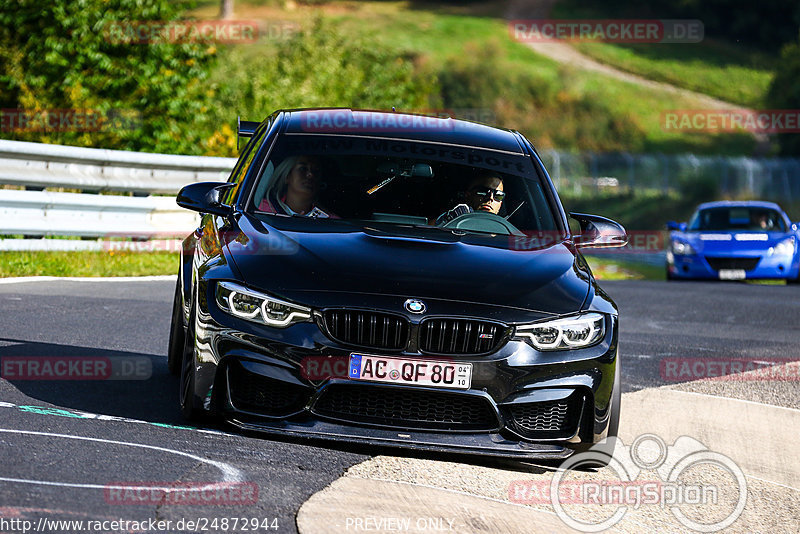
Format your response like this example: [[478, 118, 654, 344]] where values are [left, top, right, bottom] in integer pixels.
[[705, 256, 760, 271]]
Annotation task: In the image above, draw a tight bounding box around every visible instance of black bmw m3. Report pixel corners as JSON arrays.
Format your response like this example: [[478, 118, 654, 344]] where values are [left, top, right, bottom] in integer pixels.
[[168, 108, 627, 460]]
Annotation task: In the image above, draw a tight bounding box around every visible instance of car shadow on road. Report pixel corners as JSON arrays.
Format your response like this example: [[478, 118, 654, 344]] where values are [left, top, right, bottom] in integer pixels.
[[0, 337, 192, 427]]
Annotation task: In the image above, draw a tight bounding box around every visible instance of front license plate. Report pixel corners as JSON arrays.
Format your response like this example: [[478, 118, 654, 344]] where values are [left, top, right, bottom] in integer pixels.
[[718, 269, 746, 280], [348, 354, 472, 390]]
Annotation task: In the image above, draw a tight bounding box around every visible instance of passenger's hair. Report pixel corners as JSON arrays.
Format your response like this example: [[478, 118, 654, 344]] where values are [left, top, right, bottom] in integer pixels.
[[267, 155, 302, 198]]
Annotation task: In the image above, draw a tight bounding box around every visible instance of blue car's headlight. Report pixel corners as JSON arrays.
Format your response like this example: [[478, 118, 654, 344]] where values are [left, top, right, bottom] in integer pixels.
[[215, 281, 312, 328], [770, 237, 795, 256], [514, 312, 605, 351], [672, 239, 696, 255]]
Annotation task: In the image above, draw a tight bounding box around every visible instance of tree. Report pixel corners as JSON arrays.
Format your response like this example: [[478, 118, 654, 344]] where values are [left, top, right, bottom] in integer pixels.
[[766, 33, 800, 155], [0, 0, 218, 154], [220, 0, 234, 20]]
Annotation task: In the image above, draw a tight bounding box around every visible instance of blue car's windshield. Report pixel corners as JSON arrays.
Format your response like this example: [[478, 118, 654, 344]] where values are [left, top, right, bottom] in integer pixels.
[[247, 134, 562, 241], [688, 207, 786, 232]]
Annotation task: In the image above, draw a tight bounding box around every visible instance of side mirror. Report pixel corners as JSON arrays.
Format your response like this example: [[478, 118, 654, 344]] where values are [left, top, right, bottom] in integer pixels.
[[666, 221, 679, 230], [176, 182, 235, 217], [570, 212, 628, 248]]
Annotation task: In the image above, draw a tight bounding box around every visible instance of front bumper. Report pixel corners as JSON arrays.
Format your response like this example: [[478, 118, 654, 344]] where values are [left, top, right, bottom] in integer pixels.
[[668, 250, 798, 280], [191, 283, 619, 459], [228, 417, 575, 460]]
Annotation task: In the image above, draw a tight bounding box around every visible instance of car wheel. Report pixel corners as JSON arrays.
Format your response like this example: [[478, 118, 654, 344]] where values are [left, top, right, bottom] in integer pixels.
[[179, 303, 205, 421], [167, 279, 185, 376]]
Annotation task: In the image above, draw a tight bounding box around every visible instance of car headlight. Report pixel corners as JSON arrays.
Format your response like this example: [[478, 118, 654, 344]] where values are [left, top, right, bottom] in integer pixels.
[[671, 239, 696, 255], [514, 312, 605, 351], [771, 236, 795, 256], [215, 281, 312, 328]]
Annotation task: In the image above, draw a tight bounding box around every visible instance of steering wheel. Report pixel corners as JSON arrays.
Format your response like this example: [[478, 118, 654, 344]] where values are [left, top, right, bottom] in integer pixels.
[[440, 211, 524, 236]]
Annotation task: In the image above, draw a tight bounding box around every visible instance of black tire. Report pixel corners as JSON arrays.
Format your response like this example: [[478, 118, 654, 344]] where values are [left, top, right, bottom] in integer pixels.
[[166, 279, 185, 376], [179, 303, 205, 421]]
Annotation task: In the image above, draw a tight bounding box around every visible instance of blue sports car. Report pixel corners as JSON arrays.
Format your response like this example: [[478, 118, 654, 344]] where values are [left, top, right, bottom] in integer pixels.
[[666, 201, 800, 282]]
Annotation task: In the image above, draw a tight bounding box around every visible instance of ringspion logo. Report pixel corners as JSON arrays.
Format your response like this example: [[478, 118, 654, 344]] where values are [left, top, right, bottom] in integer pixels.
[[510, 434, 747, 532]]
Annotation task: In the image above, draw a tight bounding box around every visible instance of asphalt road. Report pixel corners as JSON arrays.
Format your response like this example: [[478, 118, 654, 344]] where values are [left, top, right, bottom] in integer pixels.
[[0, 278, 797, 533]]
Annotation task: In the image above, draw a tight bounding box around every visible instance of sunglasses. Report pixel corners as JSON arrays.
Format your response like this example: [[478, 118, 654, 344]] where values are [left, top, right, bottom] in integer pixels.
[[471, 186, 506, 202]]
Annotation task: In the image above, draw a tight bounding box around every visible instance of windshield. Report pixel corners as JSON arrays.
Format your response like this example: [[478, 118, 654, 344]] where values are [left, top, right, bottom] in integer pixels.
[[247, 134, 560, 242], [688, 207, 786, 232]]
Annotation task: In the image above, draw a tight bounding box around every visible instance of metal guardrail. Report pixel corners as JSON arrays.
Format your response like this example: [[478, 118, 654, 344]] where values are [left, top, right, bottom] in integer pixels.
[[0, 139, 236, 194], [0, 189, 197, 237], [0, 140, 235, 248]]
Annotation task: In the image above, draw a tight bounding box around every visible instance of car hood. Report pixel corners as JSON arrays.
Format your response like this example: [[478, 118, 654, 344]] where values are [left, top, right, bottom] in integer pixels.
[[675, 231, 792, 254], [223, 215, 590, 317]]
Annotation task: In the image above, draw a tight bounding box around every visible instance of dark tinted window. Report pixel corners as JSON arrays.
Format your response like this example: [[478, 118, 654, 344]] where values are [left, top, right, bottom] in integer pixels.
[[248, 134, 559, 243], [688, 207, 786, 232]]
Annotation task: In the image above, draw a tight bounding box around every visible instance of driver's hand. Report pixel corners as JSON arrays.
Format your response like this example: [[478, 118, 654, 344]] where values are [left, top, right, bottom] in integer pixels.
[[436, 203, 472, 225]]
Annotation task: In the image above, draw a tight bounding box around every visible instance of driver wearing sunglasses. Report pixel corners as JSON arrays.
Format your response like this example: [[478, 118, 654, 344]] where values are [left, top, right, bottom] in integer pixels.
[[436, 172, 505, 224], [466, 174, 505, 214]]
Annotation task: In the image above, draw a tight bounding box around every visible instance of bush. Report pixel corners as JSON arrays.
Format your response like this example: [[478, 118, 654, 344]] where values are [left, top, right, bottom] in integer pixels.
[[0, 0, 218, 154], [766, 33, 800, 156], [206, 18, 437, 155]]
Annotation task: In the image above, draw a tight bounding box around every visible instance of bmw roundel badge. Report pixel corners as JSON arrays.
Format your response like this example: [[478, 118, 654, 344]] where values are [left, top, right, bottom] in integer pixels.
[[404, 299, 426, 314]]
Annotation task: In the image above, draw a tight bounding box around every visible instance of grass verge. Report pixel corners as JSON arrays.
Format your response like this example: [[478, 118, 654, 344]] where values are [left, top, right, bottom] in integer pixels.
[[584, 256, 663, 281], [569, 41, 774, 109], [0, 251, 178, 278]]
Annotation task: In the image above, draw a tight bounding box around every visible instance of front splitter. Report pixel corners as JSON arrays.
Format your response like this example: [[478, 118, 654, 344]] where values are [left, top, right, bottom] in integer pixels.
[[227, 417, 575, 460]]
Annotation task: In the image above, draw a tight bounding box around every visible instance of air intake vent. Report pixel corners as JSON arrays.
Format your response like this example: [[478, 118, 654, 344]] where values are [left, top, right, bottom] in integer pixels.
[[704, 256, 760, 271], [313, 384, 498, 431], [505, 397, 583, 439], [227, 361, 309, 416]]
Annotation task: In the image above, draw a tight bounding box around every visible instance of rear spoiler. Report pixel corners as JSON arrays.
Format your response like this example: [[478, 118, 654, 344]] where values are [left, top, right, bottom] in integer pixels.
[[237, 116, 260, 149]]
